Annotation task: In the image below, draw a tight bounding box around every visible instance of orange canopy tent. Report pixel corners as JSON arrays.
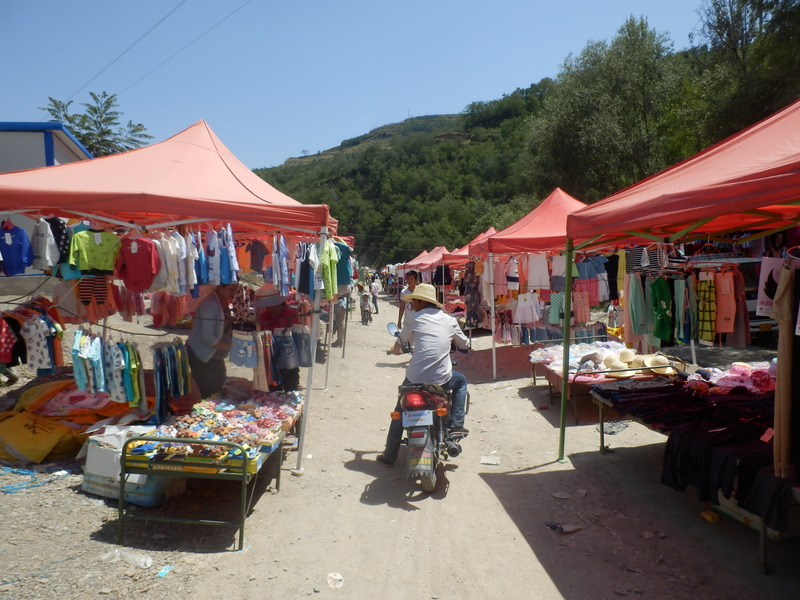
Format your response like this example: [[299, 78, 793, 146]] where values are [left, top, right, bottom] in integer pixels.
[[471, 188, 586, 255], [400, 250, 429, 271], [0, 120, 336, 473], [413, 246, 450, 271], [567, 98, 800, 246], [0, 120, 336, 235], [443, 227, 497, 268]]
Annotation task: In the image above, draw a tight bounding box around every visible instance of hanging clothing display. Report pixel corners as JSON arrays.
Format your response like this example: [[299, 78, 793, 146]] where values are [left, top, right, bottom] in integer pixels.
[[463, 260, 481, 329], [0, 220, 33, 276], [525, 253, 550, 289], [31, 218, 59, 271], [115, 235, 161, 292]]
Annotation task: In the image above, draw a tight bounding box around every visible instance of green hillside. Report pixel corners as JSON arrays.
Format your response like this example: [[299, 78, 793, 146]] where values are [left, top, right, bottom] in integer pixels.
[[255, 4, 800, 266]]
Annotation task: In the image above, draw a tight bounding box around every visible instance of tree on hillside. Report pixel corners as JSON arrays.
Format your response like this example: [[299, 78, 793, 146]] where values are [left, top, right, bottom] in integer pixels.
[[690, 0, 800, 141], [40, 92, 152, 156], [521, 17, 687, 202]]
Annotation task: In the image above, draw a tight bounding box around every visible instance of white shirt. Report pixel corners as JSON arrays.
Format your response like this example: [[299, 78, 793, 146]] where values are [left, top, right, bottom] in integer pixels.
[[400, 285, 414, 315], [399, 306, 470, 385], [370, 280, 380, 295]]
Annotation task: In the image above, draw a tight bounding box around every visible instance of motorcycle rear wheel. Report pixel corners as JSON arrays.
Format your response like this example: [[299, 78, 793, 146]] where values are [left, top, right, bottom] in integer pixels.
[[420, 469, 437, 493]]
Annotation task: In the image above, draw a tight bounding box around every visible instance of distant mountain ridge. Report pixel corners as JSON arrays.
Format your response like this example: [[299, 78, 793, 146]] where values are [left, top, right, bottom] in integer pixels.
[[281, 114, 465, 166]]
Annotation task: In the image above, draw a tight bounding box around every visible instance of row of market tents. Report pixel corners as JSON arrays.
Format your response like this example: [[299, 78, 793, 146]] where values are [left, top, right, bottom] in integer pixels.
[[3, 95, 800, 464], [394, 96, 800, 466]]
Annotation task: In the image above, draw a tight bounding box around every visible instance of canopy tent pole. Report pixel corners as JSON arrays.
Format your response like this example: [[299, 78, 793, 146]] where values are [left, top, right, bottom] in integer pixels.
[[295, 229, 328, 472], [340, 294, 350, 358], [489, 253, 497, 380], [324, 299, 335, 388], [557, 239, 574, 462]]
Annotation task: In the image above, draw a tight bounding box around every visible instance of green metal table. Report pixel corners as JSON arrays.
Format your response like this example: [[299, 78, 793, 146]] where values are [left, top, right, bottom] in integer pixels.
[[117, 435, 283, 550]]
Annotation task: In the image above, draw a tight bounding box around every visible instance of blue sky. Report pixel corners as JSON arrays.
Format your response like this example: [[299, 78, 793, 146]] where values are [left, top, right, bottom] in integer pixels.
[[2, 0, 704, 169]]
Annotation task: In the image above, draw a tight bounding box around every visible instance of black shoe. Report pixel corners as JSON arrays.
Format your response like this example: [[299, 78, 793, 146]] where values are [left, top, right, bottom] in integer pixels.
[[376, 454, 395, 467], [450, 426, 469, 435], [331, 340, 343, 348]]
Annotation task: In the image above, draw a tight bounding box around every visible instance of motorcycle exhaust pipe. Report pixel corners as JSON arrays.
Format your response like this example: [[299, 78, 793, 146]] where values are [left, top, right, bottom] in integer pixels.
[[446, 441, 462, 457]]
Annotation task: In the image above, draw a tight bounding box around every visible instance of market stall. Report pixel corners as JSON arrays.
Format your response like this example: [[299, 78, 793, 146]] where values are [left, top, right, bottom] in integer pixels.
[[0, 121, 338, 543], [559, 97, 800, 570], [469, 188, 592, 379]]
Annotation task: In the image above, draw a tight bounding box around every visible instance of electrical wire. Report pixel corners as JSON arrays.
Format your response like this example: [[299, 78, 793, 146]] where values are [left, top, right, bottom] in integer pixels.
[[66, 0, 189, 101], [119, 0, 254, 95]]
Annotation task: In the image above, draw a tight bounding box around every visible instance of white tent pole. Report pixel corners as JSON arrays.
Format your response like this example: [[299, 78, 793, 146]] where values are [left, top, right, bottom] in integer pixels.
[[489, 253, 497, 380], [324, 299, 335, 388], [557, 240, 574, 462], [295, 228, 328, 472]]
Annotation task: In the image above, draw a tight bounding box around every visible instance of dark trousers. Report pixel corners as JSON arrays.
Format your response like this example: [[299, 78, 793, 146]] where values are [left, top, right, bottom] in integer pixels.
[[187, 345, 226, 398], [383, 372, 468, 462], [372, 293, 379, 313], [270, 367, 300, 392]]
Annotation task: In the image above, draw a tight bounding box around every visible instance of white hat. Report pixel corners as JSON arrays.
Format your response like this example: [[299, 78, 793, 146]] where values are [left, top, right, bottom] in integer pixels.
[[603, 354, 619, 368], [619, 348, 636, 364], [643, 354, 673, 375], [402, 283, 442, 308], [255, 283, 287, 307], [605, 360, 636, 378], [629, 355, 645, 369]]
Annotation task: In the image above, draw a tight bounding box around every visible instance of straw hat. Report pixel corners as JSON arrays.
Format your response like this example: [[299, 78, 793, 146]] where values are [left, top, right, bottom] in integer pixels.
[[602, 354, 619, 368], [254, 283, 287, 307], [605, 360, 635, 378], [402, 283, 442, 308], [619, 348, 636, 364], [629, 355, 645, 369], [643, 354, 673, 375]]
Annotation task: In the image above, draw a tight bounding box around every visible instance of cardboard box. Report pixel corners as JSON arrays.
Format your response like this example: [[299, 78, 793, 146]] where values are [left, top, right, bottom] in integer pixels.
[[83, 425, 154, 485], [81, 472, 186, 507]]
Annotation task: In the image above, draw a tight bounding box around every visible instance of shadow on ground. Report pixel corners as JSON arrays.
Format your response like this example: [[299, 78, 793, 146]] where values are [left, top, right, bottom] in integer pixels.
[[478, 443, 800, 599]]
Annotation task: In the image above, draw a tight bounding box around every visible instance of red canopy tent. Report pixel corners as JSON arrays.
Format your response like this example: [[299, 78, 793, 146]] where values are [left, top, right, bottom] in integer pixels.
[[0, 120, 336, 235], [567, 98, 800, 246], [472, 188, 586, 255], [400, 250, 429, 271], [413, 246, 450, 271], [0, 120, 337, 473], [555, 98, 800, 464], [443, 227, 497, 268]]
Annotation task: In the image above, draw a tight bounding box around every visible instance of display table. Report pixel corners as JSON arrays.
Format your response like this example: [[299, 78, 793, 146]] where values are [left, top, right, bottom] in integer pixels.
[[531, 361, 653, 424], [117, 435, 284, 550], [589, 379, 800, 573]]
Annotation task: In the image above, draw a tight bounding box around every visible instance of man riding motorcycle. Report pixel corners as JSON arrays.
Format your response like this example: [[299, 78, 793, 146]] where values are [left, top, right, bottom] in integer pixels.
[[377, 283, 470, 467]]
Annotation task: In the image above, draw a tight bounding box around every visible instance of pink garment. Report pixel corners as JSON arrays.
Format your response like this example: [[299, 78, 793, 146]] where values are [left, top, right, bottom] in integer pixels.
[[715, 271, 736, 333], [572, 291, 590, 323], [493, 259, 508, 296], [35, 389, 112, 415], [574, 278, 599, 307]]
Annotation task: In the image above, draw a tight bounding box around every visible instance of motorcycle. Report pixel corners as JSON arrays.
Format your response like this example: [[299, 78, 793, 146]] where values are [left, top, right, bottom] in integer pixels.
[[386, 322, 469, 492]]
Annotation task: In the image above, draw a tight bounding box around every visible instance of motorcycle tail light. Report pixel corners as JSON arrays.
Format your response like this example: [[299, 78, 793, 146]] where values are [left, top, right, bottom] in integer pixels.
[[402, 392, 428, 409], [410, 430, 425, 438], [390, 411, 401, 420], [436, 408, 448, 416]]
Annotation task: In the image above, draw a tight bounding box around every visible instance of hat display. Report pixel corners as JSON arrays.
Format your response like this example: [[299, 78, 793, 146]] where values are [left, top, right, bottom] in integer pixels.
[[643, 354, 673, 375], [254, 283, 288, 307], [619, 348, 636, 364], [401, 283, 442, 308], [629, 355, 645, 369], [605, 360, 636, 378], [602, 354, 618, 368]]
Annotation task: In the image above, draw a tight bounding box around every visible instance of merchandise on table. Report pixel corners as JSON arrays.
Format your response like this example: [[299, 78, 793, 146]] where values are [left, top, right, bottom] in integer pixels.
[[126, 390, 303, 462]]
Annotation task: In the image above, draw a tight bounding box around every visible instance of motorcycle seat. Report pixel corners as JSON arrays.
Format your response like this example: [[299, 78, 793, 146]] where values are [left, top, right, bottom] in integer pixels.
[[399, 383, 447, 396]]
